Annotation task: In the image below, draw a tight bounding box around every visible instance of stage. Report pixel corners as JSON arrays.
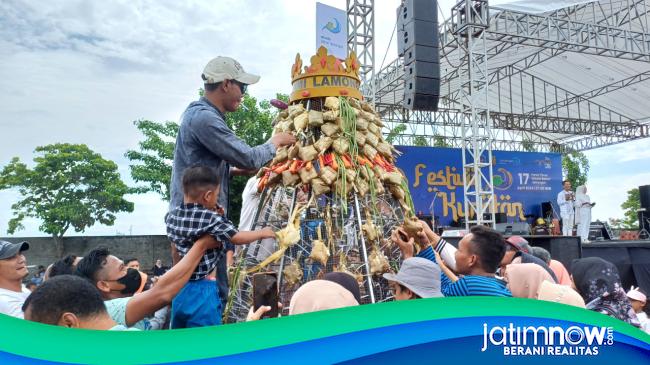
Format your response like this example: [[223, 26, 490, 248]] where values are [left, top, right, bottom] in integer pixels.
[[439, 236, 650, 291]]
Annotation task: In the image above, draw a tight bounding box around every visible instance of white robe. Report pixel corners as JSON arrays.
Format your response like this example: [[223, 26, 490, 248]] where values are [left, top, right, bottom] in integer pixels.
[[575, 188, 592, 242]]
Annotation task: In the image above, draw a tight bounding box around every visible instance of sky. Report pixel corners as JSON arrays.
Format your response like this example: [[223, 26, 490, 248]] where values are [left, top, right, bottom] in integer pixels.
[[0, 0, 648, 237]]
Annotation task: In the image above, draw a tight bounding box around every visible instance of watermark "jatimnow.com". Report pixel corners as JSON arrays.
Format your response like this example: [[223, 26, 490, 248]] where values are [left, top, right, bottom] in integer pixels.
[[481, 323, 614, 356]]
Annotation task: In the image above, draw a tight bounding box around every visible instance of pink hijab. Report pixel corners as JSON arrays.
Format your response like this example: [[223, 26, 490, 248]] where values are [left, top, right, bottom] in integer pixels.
[[549, 259, 572, 286], [505, 263, 554, 299], [538, 280, 586, 308], [289, 280, 359, 315]]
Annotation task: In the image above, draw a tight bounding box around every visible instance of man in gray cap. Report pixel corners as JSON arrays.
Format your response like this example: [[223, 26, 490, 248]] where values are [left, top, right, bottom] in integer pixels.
[[169, 57, 296, 309], [383, 257, 443, 300], [0, 240, 31, 318], [170, 56, 296, 213]]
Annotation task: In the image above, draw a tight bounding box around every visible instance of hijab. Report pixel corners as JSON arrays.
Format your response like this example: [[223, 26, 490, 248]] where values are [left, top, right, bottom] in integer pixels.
[[537, 280, 586, 308], [505, 263, 554, 299], [571, 257, 640, 326], [575, 185, 590, 204], [323, 272, 362, 303], [289, 280, 359, 315], [549, 259, 573, 286]]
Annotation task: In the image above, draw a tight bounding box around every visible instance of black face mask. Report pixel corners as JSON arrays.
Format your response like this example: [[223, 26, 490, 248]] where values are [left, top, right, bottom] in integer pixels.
[[116, 268, 142, 295]]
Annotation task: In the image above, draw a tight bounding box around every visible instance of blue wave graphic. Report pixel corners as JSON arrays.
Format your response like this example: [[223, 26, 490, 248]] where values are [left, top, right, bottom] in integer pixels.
[[1, 316, 647, 364], [322, 18, 341, 34]]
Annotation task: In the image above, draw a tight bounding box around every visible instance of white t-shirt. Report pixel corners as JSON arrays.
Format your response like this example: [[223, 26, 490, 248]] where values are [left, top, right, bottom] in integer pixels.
[[238, 177, 261, 232], [0, 287, 31, 319], [237, 177, 276, 261], [636, 311, 650, 334]]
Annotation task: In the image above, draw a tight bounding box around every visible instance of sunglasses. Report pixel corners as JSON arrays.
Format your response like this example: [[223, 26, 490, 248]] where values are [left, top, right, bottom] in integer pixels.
[[230, 79, 247, 94]]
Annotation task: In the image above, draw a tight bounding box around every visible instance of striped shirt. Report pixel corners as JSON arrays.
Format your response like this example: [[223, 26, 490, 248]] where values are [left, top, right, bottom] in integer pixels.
[[417, 245, 512, 297]]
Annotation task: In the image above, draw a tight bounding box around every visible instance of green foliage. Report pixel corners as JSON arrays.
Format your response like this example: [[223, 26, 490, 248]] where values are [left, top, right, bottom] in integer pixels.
[[385, 123, 406, 144], [620, 188, 640, 229], [521, 139, 536, 152], [224, 94, 279, 224], [126, 93, 283, 225], [0, 143, 134, 239], [561, 150, 589, 188], [125, 120, 179, 201], [413, 136, 429, 147], [432, 134, 450, 148]]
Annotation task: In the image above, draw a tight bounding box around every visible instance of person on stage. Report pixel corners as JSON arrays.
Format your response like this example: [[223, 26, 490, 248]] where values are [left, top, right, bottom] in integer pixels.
[[575, 185, 595, 243], [556, 180, 575, 236]]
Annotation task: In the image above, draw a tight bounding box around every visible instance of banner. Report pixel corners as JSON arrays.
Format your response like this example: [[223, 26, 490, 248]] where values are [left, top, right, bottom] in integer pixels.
[[1, 298, 648, 364], [316, 2, 348, 59], [395, 146, 562, 225]]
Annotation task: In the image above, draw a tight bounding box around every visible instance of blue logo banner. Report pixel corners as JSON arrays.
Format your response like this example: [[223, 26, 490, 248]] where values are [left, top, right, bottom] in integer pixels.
[[395, 146, 562, 225]]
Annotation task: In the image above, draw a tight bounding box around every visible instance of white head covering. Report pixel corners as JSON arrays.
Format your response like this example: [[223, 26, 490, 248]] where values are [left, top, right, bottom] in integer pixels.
[[626, 286, 647, 303]]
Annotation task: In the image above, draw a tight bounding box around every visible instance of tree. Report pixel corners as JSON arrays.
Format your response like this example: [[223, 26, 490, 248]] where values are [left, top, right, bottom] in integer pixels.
[[125, 93, 281, 225], [224, 94, 278, 225], [521, 139, 536, 152], [432, 134, 450, 148], [385, 123, 406, 144], [413, 136, 429, 147], [620, 187, 640, 229], [562, 150, 589, 188], [0, 144, 134, 256], [125, 120, 179, 201]]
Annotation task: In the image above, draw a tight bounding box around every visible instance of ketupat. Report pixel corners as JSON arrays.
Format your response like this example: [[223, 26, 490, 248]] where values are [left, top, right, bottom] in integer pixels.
[[369, 246, 390, 276], [309, 224, 330, 266], [283, 253, 303, 287]]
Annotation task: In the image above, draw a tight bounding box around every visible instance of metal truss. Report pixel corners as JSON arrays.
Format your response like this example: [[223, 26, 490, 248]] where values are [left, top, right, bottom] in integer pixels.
[[488, 6, 650, 62], [529, 71, 650, 115], [347, 0, 375, 102], [363, 0, 650, 153], [451, 0, 496, 227]]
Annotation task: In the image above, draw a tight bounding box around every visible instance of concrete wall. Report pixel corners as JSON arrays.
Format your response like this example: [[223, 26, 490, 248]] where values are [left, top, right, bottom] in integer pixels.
[[0, 235, 172, 274]]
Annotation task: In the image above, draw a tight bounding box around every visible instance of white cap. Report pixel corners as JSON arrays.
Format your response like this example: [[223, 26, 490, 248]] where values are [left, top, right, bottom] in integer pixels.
[[626, 286, 647, 303], [202, 56, 260, 85]]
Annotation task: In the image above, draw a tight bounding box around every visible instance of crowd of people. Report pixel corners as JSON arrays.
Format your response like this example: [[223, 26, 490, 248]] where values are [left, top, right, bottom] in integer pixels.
[[0, 56, 648, 336], [1, 224, 649, 333]]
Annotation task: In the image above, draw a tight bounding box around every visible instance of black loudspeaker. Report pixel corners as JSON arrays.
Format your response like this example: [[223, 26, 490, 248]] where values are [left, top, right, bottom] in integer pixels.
[[638, 210, 650, 234], [640, 185, 650, 209], [541, 201, 553, 218], [398, 0, 440, 111], [495, 223, 530, 235], [482, 213, 507, 224], [396, 6, 406, 57], [588, 222, 612, 241]]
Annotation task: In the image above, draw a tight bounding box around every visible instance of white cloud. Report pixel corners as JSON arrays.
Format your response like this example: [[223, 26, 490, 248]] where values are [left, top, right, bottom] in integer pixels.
[[588, 172, 650, 222], [586, 139, 650, 166], [0, 0, 402, 236]]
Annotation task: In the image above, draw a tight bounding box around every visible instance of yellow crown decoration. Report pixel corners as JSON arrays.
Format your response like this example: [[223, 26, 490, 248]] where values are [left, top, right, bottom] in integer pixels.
[[290, 46, 362, 102]]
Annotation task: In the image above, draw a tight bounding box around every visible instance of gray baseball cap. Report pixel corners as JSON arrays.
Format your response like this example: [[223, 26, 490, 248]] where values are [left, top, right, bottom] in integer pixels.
[[0, 240, 29, 260], [202, 56, 260, 85], [383, 257, 443, 298]]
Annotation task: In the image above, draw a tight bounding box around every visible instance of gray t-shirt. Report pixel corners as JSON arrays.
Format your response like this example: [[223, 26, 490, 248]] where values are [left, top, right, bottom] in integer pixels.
[[169, 97, 276, 211]]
